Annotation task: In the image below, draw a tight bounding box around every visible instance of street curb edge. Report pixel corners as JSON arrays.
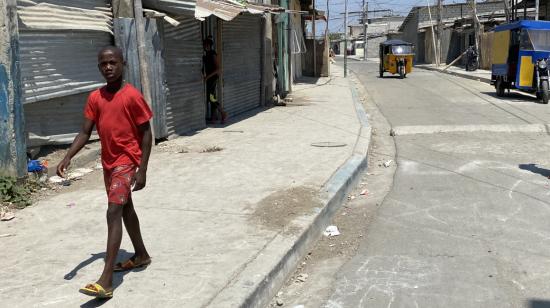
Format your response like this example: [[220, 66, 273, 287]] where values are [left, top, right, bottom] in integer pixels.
[[231, 74, 372, 308], [418, 65, 491, 84]]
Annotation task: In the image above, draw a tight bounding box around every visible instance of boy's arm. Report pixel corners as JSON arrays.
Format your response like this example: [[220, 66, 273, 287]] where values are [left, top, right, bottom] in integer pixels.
[[56, 118, 95, 177], [132, 121, 152, 191]]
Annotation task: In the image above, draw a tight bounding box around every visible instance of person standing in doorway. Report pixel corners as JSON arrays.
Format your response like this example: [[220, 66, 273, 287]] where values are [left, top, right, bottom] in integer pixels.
[[57, 46, 152, 299], [203, 37, 227, 124]]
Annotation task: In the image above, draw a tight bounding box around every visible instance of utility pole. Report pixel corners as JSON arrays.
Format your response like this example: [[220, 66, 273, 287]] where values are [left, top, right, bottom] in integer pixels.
[[313, 0, 316, 77], [427, 0, 438, 66], [363, 0, 368, 60], [536, 0, 540, 20], [503, 0, 510, 22], [471, 0, 479, 53], [133, 0, 155, 139], [437, 0, 443, 67], [344, 0, 348, 77]]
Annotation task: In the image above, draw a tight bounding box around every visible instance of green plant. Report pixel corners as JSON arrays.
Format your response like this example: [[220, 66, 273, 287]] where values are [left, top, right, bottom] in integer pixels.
[[0, 175, 40, 208]]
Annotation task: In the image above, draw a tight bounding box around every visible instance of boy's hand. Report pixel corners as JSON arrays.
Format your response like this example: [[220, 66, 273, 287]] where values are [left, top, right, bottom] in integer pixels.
[[57, 158, 71, 178], [132, 169, 146, 191]]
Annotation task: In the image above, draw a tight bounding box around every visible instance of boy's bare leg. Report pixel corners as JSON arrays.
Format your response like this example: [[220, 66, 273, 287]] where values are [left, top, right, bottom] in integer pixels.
[[122, 197, 150, 262], [97, 204, 124, 290]]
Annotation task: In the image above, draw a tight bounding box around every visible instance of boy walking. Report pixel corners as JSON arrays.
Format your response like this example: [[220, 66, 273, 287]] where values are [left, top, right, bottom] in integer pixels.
[[57, 46, 152, 298]]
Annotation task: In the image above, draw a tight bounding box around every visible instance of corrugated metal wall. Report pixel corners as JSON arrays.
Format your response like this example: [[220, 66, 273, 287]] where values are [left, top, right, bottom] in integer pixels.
[[164, 15, 205, 135], [24, 93, 98, 147], [145, 19, 169, 138], [19, 31, 111, 103], [17, 0, 112, 32], [222, 14, 262, 116], [17, 0, 113, 146]]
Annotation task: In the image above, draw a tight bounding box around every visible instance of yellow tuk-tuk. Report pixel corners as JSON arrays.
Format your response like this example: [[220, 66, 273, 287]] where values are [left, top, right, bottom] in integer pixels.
[[379, 40, 414, 79]]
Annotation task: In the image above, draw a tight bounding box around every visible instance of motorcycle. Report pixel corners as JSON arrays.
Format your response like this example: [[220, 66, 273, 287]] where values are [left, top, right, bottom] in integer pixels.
[[535, 58, 550, 104], [465, 46, 478, 72]]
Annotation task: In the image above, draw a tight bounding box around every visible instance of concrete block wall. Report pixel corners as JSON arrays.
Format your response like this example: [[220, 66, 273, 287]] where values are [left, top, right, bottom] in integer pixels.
[[417, 1, 505, 24]]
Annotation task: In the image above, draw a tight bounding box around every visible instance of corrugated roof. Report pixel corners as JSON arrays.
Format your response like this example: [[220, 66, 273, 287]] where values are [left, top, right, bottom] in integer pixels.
[[142, 0, 197, 14], [195, 0, 284, 21]]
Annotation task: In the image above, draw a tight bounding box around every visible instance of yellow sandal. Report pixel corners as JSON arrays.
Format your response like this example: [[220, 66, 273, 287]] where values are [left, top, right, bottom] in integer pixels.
[[79, 283, 113, 298]]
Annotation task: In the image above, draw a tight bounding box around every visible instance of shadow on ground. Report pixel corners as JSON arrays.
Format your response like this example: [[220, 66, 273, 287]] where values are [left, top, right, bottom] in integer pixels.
[[519, 163, 550, 178], [481, 91, 541, 104], [530, 300, 550, 308], [63, 249, 145, 308], [379, 75, 408, 79]]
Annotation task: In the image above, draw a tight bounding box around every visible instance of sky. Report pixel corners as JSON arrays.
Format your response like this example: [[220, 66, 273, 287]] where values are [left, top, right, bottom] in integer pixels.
[[319, 0, 469, 33]]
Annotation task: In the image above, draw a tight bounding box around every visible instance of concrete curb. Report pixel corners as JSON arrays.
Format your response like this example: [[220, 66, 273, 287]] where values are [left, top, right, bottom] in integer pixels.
[[208, 75, 372, 308], [417, 65, 491, 84], [391, 124, 550, 136]]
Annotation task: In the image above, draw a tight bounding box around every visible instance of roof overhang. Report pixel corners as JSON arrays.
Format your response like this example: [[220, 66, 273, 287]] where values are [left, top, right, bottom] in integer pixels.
[[195, 0, 285, 21]]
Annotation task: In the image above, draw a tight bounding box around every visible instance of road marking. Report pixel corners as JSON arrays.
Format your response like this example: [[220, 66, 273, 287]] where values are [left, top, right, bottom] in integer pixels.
[[391, 124, 550, 136]]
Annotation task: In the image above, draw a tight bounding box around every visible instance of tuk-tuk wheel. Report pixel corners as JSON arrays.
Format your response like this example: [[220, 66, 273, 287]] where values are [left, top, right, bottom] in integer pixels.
[[399, 66, 405, 79], [495, 78, 506, 97], [379, 65, 383, 78], [541, 81, 549, 104]]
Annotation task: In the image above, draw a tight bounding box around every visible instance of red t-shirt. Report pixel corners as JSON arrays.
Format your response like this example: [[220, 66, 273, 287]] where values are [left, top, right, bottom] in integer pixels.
[[84, 83, 153, 170]]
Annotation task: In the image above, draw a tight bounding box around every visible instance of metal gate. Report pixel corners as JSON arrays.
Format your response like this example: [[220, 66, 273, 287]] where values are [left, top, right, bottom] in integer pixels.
[[17, 0, 113, 104], [222, 14, 262, 116], [163, 15, 205, 135], [17, 0, 113, 146]]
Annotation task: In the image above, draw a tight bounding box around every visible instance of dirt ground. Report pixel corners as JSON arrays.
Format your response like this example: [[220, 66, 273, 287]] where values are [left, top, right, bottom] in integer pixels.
[[250, 186, 321, 234]]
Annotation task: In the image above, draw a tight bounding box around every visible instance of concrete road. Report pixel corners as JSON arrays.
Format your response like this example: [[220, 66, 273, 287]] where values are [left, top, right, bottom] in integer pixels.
[[274, 61, 550, 308]]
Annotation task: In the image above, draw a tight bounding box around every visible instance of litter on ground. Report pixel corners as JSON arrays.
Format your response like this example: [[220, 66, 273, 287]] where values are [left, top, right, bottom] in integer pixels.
[[0, 211, 15, 221], [295, 273, 309, 283], [48, 176, 64, 184], [324, 225, 341, 237]]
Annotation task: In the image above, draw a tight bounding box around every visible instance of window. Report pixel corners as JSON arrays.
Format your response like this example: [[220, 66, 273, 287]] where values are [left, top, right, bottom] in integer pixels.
[[392, 45, 413, 54], [520, 29, 533, 50], [526, 29, 550, 51]]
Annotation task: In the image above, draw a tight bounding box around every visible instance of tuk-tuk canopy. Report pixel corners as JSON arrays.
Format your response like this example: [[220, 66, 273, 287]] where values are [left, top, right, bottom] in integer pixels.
[[380, 39, 413, 46], [495, 20, 550, 32]]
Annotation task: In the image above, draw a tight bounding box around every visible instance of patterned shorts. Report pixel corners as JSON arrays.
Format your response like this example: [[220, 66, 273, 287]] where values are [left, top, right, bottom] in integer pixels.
[[103, 165, 136, 205]]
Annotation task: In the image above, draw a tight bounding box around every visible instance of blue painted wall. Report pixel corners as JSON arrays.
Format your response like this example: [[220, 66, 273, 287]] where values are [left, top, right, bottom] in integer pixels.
[[10, 34, 26, 177], [0, 65, 11, 172], [0, 1, 27, 177]]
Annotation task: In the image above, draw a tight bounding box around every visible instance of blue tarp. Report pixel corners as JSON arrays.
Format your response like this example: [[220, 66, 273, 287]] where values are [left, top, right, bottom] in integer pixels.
[[495, 20, 550, 32]]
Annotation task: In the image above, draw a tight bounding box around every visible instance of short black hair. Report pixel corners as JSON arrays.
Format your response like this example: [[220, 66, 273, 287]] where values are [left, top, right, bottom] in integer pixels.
[[98, 46, 124, 61]]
